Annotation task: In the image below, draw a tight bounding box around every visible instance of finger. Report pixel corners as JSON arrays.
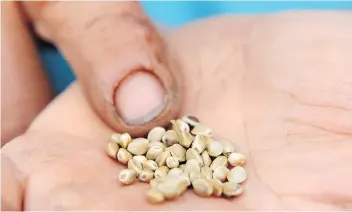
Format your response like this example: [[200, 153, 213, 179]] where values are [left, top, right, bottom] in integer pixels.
[[1, 2, 53, 145], [22, 2, 183, 137]]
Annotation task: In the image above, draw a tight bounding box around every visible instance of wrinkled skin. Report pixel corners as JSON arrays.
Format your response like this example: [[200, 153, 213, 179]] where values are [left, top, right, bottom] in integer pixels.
[[2, 11, 352, 210]]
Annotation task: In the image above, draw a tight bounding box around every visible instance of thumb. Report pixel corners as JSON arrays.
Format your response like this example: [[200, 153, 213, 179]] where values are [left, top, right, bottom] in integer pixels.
[[23, 2, 183, 136]]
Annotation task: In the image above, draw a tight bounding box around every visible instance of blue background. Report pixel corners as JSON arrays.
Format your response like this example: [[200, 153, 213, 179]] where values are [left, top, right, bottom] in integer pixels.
[[37, 1, 352, 94]]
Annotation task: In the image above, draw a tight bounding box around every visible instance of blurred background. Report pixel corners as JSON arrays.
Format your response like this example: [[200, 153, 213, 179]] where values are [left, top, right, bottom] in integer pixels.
[[36, 1, 352, 94]]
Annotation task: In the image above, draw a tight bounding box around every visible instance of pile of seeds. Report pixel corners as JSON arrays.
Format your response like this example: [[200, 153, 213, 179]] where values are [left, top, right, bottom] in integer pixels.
[[106, 115, 247, 204]]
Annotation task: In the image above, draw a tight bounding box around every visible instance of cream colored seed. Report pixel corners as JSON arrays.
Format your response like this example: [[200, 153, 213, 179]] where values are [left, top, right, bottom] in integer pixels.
[[177, 173, 191, 187], [168, 144, 186, 162], [147, 127, 166, 143], [155, 151, 170, 167], [149, 141, 166, 151], [213, 166, 229, 182], [139, 170, 154, 182], [146, 189, 165, 204], [156, 179, 181, 200], [201, 166, 213, 180], [127, 138, 149, 155], [201, 151, 212, 167], [166, 156, 179, 169], [191, 123, 212, 137], [178, 132, 193, 148], [150, 177, 167, 189], [223, 182, 243, 197], [228, 153, 246, 166], [192, 178, 213, 197], [227, 166, 247, 183], [110, 133, 121, 145], [106, 141, 119, 159], [219, 140, 236, 156], [117, 148, 133, 164], [210, 156, 228, 170], [168, 168, 183, 178], [171, 119, 190, 134], [119, 133, 132, 148], [181, 115, 199, 128], [207, 139, 224, 157], [184, 159, 200, 175], [189, 171, 204, 182], [209, 179, 223, 197], [186, 148, 203, 167], [119, 169, 137, 185], [179, 164, 186, 171], [128, 159, 143, 176], [143, 160, 158, 171], [146, 146, 164, 160], [162, 130, 179, 147], [154, 166, 169, 179], [133, 155, 147, 165], [191, 135, 207, 154]]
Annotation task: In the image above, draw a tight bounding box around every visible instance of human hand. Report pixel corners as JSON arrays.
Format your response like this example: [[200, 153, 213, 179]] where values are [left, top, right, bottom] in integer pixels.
[[2, 11, 352, 210]]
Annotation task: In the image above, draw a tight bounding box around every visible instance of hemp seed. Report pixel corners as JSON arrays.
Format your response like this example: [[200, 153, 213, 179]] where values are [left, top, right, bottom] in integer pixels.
[[127, 138, 149, 155], [119, 169, 137, 185], [147, 127, 166, 143], [117, 148, 133, 164]]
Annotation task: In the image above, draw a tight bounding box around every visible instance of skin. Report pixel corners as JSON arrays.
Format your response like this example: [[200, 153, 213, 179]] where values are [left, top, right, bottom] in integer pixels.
[[2, 11, 352, 210]]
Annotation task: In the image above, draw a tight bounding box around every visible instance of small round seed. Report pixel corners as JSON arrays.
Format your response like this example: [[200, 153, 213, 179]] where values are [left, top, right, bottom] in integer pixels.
[[227, 166, 247, 183], [228, 153, 246, 166], [166, 156, 179, 169], [147, 127, 166, 143], [162, 130, 179, 147], [218, 140, 236, 156], [186, 148, 203, 167], [207, 139, 224, 157], [184, 159, 201, 175], [119, 133, 132, 148], [155, 151, 171, 167], [149, 141, 166, 151], [189, 171, 204, 182], [200, 166, 213, 180], [191, 135, 207, 154], [117, 148, 133, 164], [156, 180, 181, 200], [223, 182, 243, 197], [110, 133, 121, 144], [191, 124, 212, 137], [119, 169, 137, 185], [168, 144, 186, 162], [133, 155, 147, 165], [127, 138, 149, 155], [168, 168, 183, 178], [146, 146, 164, 160], [181, 115, 200, 128], [210, 156, 228, 170], [213, 166, 229, 182], [209, 179, 223, 197], [179, 164, 186, 171], [106, 141, 119, 159], [178, 132, 193, 148], [139, 170, 154, 182], [128, 159, 143, 175], [201, 151, 212, 167], [143, 160, 158, 171], [154, 166, 169, 178], [192, 178, 213, 197], [146, 189, 165, 204]]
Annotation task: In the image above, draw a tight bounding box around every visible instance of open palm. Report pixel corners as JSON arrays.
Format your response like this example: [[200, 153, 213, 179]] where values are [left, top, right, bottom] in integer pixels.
[[2, 11, 352, 210]]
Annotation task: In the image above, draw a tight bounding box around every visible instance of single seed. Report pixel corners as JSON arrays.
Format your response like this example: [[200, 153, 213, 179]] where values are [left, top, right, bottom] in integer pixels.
[[228, 153, 246, 166], [177, 173, 191, 187], [168, 168, 183, 178], [146, 146, 164, 160], [110, 133, 121, 145], [186, 148, 203, 167], [117, 148, 133, 164], [191, 124, 212, 137], [201, 166, 213, 180], [213, 166, 229, 182], [192, 178, 213, 197], [139, 170, 154, 182], [156, 179, 181, 199], [191, 135, 207, 154], [178, 132, 193, 148], [223, 182, 243, 197], [171, 119, 190, 133], [219, 140, 236, 156], [227, 166, 247, 183], [106, 141, 119, 159], [162, 130, 179, 147], [119, 133, 132, 148], [146, 189, 165, 204], [210, 156, 228, 170], [201, 151, 212, 167], [181, 115, 200, 128], [189, 172, 204, 182], [133, 155, 147, 165], [207, 139, 224, 157], [179, 164, 186, 171], [154, 166, 169, 178], [209, 179, 223, 197], [147, 127, 166, 143], [149, 141, 166, 151], [155, 151, 171, 167], [143, 160, 158, 171], [168, 144, 186, 162], [184, 159, 201, 175], [127, 138, 149, 155], [177, 183, 188, 196], [128, 159, 143, 175], [119, 169, 137, 185], [166, 156, 179, 169]]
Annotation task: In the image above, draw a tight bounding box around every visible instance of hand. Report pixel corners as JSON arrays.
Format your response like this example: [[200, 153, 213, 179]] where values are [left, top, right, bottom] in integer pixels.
[[2, 11, 352, 210]]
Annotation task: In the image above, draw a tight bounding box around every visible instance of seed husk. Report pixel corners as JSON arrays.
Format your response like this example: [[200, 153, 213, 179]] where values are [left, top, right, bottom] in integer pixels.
[[119, 133, 132, 148], [133, 155, 147, 165], [127, 138, 149, 155], [201, 151, 212, 167], [189, 171, 204, 182], [192, 178, 213, 197], [147, 127, 166, 143], [119, 169, 137, 185], [143, 160, 158, 171], [186, 148, 203, 167], [146, 146, 164, 160], [210, 156, 228, 170], [156, 179, 182, 200], [213, 166, 229, 182], [181, 115, 200, 128], [168, 144, 186, 162], [139, 170, 154, 182], [162, 130, 179, 147], [179, 164, 186, 171], [128, 159, 143, 175], [155, 151, 171, 167], [166, 156, 179, 169], [168, 168, 183, 178], [228, 153, 246, 166], [191, 135, 207, 154], [184, 159, 201, 175], [154, 166, 169, 179], [191, 124, 212, 137], [106, 141, 119, 159], [207, 139, 224, 157], [201, 166, 213, 180], [218, 140, 236, 156], [146, 189, 165, 204], [117, 148, 133, 164], [227, 166, 247, 183], [178, 132, 193, 148], [110, 133, 121, 145], [209, 179, 223, 197], [223, 182, 243, 197]]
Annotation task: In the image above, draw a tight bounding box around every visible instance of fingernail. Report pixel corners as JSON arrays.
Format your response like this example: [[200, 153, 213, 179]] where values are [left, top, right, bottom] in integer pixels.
[[115, 71, 167, 125]]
